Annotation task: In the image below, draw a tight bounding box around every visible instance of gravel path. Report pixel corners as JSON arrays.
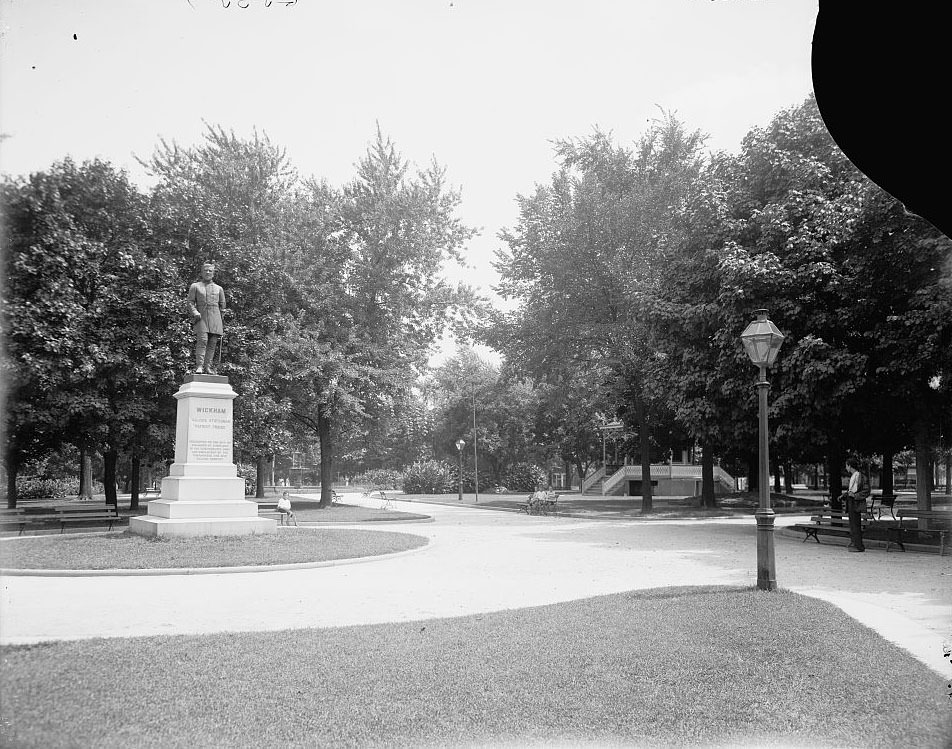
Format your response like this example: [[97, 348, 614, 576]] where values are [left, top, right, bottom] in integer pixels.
[[2, 496, 949, 677]]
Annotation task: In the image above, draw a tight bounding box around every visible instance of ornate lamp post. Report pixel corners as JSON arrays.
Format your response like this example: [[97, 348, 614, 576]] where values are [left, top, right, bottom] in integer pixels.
[[740, 309, 785, 592], [455, 439, 466, 502]]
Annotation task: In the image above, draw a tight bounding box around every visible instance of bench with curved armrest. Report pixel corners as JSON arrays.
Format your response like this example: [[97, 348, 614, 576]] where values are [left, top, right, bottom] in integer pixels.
[[520, 491, 560, 516]]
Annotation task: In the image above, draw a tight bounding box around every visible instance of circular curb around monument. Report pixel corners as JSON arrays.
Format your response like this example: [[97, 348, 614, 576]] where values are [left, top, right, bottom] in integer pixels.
[[0, 531, 432, 578]]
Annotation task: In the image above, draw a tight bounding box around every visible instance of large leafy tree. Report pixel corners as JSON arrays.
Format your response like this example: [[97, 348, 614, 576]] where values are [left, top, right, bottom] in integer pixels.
[[492, 116, 707, 511], [276, 132, 476, 506], [2, 158, 183, 507], [529, 365, 610, 491], [838, 183, 952, 507], [335, 384, 435, 474], [651, 95, 952, 505], [141, 125, 298, 495], [718, 97, 950, 505], [427, 347, 543, 489]]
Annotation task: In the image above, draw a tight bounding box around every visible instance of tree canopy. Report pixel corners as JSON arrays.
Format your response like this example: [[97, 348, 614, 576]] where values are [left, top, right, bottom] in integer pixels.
[[489, 96, 952, 506], [3, 98, 949, 509]]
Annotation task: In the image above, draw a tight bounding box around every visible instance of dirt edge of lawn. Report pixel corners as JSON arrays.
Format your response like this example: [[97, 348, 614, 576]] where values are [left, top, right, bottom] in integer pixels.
[[0, 527, 430, 574]]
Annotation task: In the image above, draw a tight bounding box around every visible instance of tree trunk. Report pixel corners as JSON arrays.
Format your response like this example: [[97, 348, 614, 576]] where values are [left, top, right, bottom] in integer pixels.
[[575, 461, 588, 494], [914, 417, 932, 511], [828, 452, 844, 506], [945, 450, 952, 497], [639, 405, 652, 514], [6, 450, 19, 509], [129, 453, 141, 511], [747, 454, 758, 492], [104, 448, 118, 507], [700, 443, 715, 508], [318, 406, 334, 508], [881, 447, 895, 497], [773, 462, 782, 493], [78, 446, 94, 501], [255, 455, 268, 499], [783, 462, 793, 493]]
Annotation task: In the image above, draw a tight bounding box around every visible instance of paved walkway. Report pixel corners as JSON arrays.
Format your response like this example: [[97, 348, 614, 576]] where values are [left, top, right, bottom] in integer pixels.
[[2, 497, 950, 677]]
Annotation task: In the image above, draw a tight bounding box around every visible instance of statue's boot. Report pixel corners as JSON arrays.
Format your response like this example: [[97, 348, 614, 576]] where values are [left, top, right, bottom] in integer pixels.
[[203, 335, 220, 375], [195, 335, 207, 373]]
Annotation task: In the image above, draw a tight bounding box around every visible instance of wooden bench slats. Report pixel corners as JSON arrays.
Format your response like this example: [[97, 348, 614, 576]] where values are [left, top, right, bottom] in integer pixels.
[[1, 506, 121, 535], [520, 493, 560, 516], [794, 507, 951, 554], [895, 510, 951, 556]]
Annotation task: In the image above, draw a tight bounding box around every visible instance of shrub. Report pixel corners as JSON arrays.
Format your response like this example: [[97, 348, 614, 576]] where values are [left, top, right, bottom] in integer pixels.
[[449, 467, 496, 493], [236, 463, 256, 496], [15, 476, 77, 500], [401, 460, 455, 494], [353, 469, 402, 491], [503, 462, 547, 492]]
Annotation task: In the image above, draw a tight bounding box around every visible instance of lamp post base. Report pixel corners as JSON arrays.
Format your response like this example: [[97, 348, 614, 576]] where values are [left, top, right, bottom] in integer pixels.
[[755, 508, 777, 591]]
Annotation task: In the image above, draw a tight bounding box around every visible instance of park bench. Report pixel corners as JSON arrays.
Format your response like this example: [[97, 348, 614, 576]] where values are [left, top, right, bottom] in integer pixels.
[[0, 507, 59, 535], [892, 509, 952, 555], [520, 491, 560, 516], [140, 488, 161, 500], [867, 493, 898, 520], [0, 508, 27, 534], [256, 491, 340, 521], [0, 505, 121, 535], [255, 500, 297, 525], [791, 510, 883, 546], [363, 489, 391, 509], [54, 506, 122, 533], [258, 499, 301, 526]]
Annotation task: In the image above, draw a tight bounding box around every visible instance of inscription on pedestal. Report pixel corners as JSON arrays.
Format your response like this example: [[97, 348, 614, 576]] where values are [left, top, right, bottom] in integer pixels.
[[186, 403, 233, 463], [188, 441, 229, 462]]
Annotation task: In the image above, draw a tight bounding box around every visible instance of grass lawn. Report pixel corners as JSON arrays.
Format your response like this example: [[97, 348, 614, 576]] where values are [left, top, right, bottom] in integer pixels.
[[288, 502, 430, 523], [401, 492, 824, 518], [0, 528, 428, 570], [2, 587, 949, 748]]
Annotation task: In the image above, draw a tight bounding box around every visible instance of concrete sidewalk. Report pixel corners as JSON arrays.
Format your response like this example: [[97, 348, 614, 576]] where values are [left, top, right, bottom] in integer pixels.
[[2, 496, 950, 678]]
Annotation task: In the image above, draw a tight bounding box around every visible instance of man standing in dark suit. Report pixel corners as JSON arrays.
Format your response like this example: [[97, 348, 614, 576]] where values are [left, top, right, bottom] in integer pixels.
[[187, 261, 226, 374]]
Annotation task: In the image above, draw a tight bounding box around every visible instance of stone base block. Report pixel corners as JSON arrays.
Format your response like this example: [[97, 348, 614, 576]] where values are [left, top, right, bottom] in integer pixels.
[[128, 515, 277, 538], [146, 499, 260, 519], [160, 476, 246, 501]]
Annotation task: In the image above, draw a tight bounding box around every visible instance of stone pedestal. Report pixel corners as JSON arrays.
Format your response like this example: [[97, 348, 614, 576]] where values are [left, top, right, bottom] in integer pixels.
[[129, 374, 276, 537]]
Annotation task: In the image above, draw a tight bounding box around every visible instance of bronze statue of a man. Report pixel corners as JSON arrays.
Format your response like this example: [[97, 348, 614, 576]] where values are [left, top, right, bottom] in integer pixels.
[[188, 262, 226, 374]]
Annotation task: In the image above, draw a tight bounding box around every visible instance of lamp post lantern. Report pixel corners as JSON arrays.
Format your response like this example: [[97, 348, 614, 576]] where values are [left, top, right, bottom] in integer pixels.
[[455, 439, 466, 502], [740, 309, 785, 592]]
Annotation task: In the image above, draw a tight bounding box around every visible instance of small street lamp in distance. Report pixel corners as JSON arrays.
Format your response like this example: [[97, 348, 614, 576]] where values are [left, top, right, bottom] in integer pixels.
[[455, 439, 466, 502], [740, 309, 785, 592]]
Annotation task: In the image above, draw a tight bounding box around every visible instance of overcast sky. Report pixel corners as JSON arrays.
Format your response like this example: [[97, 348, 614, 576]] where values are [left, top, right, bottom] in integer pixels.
[[1, 0, 819, 348]]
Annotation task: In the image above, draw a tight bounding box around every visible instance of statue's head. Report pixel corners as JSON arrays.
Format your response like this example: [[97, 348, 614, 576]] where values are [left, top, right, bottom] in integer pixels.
[[200, 262, 216, 281]]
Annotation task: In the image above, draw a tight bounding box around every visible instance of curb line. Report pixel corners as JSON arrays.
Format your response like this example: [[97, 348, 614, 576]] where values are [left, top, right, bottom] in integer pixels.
[[0, 533, 432, 578]]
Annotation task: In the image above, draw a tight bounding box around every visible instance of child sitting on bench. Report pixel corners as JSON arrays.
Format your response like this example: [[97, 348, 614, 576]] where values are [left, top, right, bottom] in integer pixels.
[[277, 491, 297, 526]]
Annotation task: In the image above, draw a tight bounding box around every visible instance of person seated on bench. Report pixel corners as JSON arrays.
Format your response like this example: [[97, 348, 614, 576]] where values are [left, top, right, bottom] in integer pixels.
[[277, 491, 297, 526], [844, 459, 869, 553]]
